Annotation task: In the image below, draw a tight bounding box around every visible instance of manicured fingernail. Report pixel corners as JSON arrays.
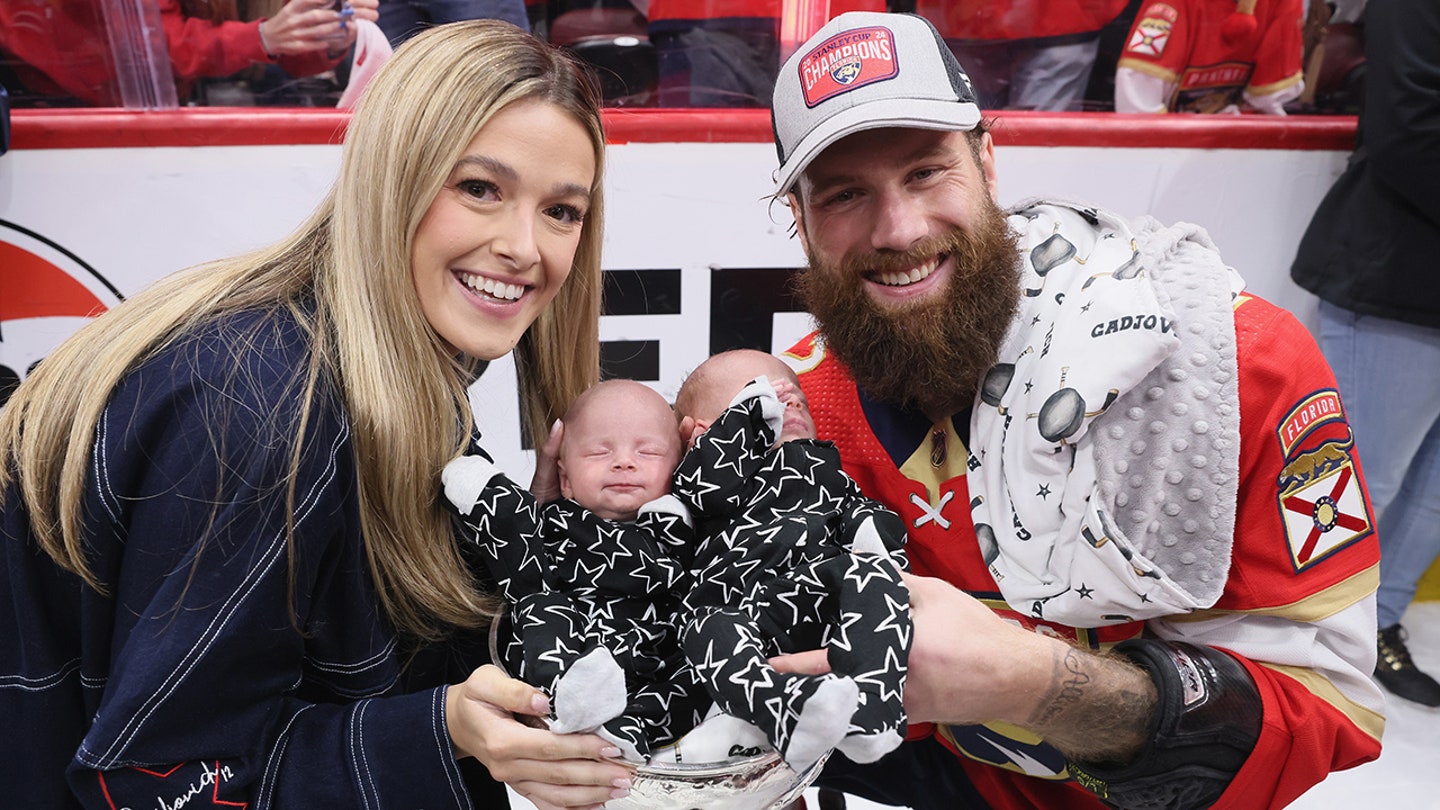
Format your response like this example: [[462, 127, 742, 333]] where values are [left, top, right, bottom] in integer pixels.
[[609, 785, 631, 799], [531, 693, 550, 713], [600, 746, 622, 758], [612, 777, 632, 790]]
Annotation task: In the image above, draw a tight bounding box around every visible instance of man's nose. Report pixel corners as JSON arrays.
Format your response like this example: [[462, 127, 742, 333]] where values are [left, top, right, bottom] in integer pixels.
[[870, 190, 928, 253]]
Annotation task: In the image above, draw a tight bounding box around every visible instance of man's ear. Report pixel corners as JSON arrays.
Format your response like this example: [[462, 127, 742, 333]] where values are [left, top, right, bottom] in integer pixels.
[[788, 192, 811, 255], [978, 130, 1000, 203]]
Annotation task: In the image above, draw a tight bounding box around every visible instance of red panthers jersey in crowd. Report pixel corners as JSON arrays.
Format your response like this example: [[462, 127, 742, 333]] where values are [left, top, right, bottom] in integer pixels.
[[913, 0, 1132, 42], [1117, 0, 1304, 112]]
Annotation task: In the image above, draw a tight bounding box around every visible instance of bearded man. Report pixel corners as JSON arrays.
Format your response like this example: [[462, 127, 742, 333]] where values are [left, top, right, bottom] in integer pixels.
[[769, 11, 1384, 810]]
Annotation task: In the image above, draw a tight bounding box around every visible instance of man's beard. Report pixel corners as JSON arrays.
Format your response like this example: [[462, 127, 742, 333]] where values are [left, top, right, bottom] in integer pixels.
[[794, 197, 1022, 415]]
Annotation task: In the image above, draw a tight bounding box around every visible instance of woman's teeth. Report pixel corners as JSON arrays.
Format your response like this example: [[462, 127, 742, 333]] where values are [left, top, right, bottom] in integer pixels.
[[462, 273, 524, 301], [873, 258, 939, 287]]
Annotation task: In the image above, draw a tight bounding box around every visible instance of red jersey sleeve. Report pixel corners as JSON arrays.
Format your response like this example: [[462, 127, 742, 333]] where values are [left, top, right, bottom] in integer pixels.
[[1118, 0, 1191, 83], [1248, 0, 1305, 96], [1156, 294, 1383, 809]]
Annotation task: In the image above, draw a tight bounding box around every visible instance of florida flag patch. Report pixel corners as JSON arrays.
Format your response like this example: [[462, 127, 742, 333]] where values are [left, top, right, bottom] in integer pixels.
[[1276, 391, 1372, 571], [799, 25, 899, 107], [1127, 3, 1177, 57]]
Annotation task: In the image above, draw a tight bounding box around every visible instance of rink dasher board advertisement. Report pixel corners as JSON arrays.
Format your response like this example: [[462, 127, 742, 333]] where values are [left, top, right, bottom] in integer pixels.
[[1, 140, 1347, 479]]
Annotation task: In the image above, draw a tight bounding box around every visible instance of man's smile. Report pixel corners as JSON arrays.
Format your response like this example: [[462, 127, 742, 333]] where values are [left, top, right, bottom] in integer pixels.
[[869, 255, 944, 287]]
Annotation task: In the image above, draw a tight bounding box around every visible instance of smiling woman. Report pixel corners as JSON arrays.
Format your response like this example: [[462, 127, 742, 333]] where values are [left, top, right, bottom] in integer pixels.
[[412, 99, 596, 361], [0, 19, 632, 810]]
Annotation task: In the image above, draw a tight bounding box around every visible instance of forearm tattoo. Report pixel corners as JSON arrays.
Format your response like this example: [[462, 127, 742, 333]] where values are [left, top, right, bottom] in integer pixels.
[[1027, 645, 1156, 766]]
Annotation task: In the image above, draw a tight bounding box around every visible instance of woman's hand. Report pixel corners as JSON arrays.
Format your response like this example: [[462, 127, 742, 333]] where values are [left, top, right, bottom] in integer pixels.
[[258, 0, 378, 57], [529, 421, 565, 504], [342, 0, 378, 23], [447, 665, 635, 809]]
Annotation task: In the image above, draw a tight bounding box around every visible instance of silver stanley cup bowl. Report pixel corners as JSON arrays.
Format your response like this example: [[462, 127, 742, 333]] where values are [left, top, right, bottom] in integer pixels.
[[487, 608, 829, 810]]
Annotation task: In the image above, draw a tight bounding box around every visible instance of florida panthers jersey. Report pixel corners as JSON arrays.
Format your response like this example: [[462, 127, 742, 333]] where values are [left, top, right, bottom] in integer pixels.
[[912, 0, 1132, 41], [1117, 0, 1304, 112], [785, 292, 1382, 809]]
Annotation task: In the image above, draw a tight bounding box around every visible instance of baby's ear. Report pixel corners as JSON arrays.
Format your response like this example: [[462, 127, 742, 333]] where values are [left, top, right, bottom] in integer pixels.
[[557, 459, 574, 500], [678, 415, 709, 448]]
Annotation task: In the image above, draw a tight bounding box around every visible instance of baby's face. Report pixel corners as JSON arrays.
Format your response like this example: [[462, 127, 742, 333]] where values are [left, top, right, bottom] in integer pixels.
[[694, 351, 815, 443], [771, 374, 816, 444], [560, 383, 681, 521]]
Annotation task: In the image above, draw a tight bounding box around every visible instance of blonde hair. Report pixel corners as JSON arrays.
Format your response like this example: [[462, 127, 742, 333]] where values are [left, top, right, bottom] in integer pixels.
[[0, 20, 604, 641]]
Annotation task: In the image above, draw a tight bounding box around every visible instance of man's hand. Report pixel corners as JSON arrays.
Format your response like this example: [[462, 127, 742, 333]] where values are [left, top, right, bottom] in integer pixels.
[[773, 572, 1157, 766]]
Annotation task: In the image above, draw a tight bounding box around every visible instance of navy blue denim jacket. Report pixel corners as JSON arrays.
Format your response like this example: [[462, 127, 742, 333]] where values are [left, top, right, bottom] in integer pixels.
[[1, 308, 506, 808]]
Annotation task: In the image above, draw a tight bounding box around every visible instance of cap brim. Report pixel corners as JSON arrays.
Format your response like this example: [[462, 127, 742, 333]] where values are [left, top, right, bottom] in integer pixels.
[[771, 97, 981, 198]]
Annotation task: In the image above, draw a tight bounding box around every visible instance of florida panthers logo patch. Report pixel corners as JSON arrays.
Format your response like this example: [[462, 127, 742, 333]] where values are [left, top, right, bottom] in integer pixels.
[[799, 26, 899, 107], [1275, 390, 1372, 571], [832, 60, 862, 84], [1127, 3, 1177, 57]]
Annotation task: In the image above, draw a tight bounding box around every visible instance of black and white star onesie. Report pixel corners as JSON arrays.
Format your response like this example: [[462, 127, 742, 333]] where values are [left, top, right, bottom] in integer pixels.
[[441, 456, 710, 761], [671, 377, 913, 772]]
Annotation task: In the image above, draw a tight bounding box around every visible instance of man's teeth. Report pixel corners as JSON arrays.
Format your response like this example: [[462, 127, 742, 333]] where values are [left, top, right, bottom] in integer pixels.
[[462, 274, 524, 301], [874, 258, 938, 287]]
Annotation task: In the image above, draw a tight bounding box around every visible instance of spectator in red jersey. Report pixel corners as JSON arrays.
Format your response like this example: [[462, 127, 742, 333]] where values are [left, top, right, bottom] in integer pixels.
[[0, 0, 121, 106], [912, 0, 1132, 111], [160, 0, 379, 103], [1115, 0, 1305, 113]]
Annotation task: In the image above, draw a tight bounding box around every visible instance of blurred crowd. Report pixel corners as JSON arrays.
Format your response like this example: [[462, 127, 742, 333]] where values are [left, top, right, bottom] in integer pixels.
[[0, 0, 1368, 112]]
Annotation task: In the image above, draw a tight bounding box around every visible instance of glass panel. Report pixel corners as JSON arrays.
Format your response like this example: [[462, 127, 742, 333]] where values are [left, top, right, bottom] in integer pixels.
[[536, 0, 1361, 115], [1, 0, 128, 106], [0, 0, 1364, 111], [540, 1, 655, 105], [532, 0, 879, 108], [0, 0, 171, 108], [164, 0, 367, 107], [103, 0, 180, 108]]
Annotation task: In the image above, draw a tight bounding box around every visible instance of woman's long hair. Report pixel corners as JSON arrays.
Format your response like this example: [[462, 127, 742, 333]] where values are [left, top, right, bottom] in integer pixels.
[[0, 20, 605, 640]]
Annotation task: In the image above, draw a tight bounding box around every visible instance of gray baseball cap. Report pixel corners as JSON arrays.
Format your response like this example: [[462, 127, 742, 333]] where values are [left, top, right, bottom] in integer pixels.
[[770, 12, 982, 197]]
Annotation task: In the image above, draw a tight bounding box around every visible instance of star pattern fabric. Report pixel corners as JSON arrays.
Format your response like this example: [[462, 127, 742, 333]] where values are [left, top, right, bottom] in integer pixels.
[[441, 455, 706, 758], [671, 387, 914, 771]]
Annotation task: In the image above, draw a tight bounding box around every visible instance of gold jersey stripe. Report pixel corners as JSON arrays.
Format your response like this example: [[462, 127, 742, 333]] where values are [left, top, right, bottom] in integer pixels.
[[1248, 72, 1304, 96], [1162, 565, 1378, 624], [1116, 57, 1179, 83], [1258, 661, 1385, 742]]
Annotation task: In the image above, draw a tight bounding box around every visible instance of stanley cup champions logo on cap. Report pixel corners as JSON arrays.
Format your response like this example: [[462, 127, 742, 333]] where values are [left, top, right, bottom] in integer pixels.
[[799, 26, 899, 107], [771, 12, 982, 197]]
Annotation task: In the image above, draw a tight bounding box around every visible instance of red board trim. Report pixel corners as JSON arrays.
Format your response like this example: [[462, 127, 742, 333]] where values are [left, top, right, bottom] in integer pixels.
[[11, 107, 1356, 151]]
